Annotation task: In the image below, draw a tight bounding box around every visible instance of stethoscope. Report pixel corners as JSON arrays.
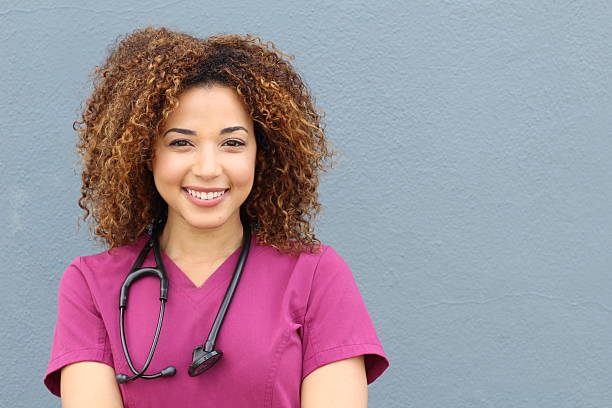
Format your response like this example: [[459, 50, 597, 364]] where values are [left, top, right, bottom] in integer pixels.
[[115, 218, 251, 383]]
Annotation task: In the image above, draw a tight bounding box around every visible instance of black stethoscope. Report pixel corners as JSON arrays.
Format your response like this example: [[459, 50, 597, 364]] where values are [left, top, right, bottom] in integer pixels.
[[115, 218, 251, 383]]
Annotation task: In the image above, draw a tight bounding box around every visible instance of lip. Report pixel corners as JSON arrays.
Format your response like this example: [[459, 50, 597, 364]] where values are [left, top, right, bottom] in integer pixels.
[[182, 187, 229, 208], [183, 186, 228, 193]]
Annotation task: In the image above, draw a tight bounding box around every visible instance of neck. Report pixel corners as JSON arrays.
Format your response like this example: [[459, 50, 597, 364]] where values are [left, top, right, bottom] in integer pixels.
[[158, 213, 245, 265]]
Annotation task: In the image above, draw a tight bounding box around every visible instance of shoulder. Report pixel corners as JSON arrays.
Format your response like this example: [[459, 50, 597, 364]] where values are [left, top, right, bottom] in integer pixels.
[[247, 238, 355, 322], [61, 235, 149, 290], [77, 235, 149, 271], [253, 237, 346, 266], [251, 237, 352, 285]]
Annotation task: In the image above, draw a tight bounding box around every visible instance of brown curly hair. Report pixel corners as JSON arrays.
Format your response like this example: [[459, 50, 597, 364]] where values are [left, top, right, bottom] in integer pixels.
[[75, 26, 333, 254]]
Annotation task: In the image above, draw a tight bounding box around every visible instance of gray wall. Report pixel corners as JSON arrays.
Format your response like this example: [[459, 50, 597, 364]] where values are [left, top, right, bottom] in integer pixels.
[[1, 1, 611, 407]]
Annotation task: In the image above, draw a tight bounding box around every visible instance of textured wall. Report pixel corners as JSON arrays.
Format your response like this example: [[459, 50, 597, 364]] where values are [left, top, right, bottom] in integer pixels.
[[1, 0, 611, 407]]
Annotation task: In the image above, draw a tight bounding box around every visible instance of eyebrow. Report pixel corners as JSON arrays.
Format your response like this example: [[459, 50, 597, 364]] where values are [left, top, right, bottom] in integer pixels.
[[163, 126, 248, 137]]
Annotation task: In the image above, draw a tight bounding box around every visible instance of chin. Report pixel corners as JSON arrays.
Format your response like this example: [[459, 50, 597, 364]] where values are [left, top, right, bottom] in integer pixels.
[[185, 219, 227, 231], [180, 213, 238, 232]]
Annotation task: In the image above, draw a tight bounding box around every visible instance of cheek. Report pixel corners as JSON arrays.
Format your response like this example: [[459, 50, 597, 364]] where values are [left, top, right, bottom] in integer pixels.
[[230, 155, 256, 188], [152, 153, 185, 186]]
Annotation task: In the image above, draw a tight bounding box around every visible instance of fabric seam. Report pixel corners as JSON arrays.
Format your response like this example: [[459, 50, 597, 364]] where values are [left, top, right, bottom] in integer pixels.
[[76, 256, 109, 349], [48, 347, 108, 363], [301, 245, 328, 326], [302, 246, 329, 374], [263, 329, 291, 408], [302, 342, 384, 363]]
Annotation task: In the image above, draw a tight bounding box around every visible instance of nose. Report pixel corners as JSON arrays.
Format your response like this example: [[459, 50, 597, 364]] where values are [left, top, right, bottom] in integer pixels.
[[192, 144, 222, 180]]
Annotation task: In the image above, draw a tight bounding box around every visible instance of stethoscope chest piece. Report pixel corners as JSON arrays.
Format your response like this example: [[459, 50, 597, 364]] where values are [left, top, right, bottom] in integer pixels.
[[188, 346, 223, 377]]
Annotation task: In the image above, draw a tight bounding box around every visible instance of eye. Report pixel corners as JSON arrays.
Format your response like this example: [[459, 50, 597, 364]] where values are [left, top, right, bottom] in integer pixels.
[[223, 139, 245, 147], [169, 139, 191, 147]]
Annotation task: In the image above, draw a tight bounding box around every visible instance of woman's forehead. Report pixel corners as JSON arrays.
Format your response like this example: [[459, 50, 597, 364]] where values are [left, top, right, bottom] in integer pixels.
[[167, 86, 250, 122]]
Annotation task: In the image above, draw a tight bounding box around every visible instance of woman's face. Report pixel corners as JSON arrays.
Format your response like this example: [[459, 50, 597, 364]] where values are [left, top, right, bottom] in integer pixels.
[[152, 84, 256, 233]]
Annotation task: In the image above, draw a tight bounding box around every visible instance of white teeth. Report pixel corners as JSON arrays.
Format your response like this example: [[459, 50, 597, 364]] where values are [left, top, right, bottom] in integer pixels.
[[186, 188, 225, 200]]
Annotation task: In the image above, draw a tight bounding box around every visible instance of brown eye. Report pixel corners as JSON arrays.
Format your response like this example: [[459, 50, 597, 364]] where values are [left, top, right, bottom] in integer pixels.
[[170, 139, 191, 147], [223, 139, 245, 147]]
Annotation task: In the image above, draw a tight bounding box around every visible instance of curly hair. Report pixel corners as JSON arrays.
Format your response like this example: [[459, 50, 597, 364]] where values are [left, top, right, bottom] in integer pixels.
[[75, 26, 333, 254]]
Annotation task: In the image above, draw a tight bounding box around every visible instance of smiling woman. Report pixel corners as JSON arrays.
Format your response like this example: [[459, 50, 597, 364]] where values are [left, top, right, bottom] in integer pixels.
[[152, 85, 257, 235], [44, 26, 389, 407]]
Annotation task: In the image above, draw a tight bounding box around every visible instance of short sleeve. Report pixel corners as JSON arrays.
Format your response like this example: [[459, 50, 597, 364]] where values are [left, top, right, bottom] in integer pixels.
[[43, 257, 114, 397], [301, 246, 389, 384]]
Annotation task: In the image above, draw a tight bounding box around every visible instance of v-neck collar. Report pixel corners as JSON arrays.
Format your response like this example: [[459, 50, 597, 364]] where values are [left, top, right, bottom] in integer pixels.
[[140, 232, 258, 306]]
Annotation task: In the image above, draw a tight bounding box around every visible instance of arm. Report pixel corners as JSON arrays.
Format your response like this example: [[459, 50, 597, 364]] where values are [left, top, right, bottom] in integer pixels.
[[60, 362, 124, 408], [300, 355, 368, 408]]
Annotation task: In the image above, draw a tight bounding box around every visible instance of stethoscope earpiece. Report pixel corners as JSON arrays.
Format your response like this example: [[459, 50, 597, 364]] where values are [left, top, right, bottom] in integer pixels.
[[116, 365, 177, 384], [116, 373, 129, 384]]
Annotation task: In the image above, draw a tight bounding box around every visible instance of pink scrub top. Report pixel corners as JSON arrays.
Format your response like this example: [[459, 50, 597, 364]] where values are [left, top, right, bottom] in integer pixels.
[[44, 233, 389, 407]]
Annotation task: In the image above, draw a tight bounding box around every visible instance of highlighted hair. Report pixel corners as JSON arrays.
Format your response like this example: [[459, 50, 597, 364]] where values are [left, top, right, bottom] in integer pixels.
[[76, 26, 333, 254]]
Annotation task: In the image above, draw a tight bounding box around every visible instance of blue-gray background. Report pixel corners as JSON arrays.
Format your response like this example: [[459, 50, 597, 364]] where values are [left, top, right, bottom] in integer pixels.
[[1, 0, 611, 407]]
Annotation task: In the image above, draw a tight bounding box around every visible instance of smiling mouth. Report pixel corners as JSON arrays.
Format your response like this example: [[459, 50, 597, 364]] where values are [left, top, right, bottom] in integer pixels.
[[184, 188, 228, 200]]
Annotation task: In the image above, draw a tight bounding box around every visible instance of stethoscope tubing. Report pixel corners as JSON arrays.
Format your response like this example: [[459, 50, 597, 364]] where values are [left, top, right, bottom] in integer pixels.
[[116, 217, 251, 383], [119, 300, 167, 380], [203, 227, 251, 352]]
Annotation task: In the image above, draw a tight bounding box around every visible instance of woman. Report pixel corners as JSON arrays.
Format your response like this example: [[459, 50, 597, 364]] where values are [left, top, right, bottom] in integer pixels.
[[44, 26, 389, 407]]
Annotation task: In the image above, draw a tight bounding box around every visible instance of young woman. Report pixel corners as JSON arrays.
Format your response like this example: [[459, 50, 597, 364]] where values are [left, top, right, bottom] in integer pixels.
[[44, 26, 389, 407]]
